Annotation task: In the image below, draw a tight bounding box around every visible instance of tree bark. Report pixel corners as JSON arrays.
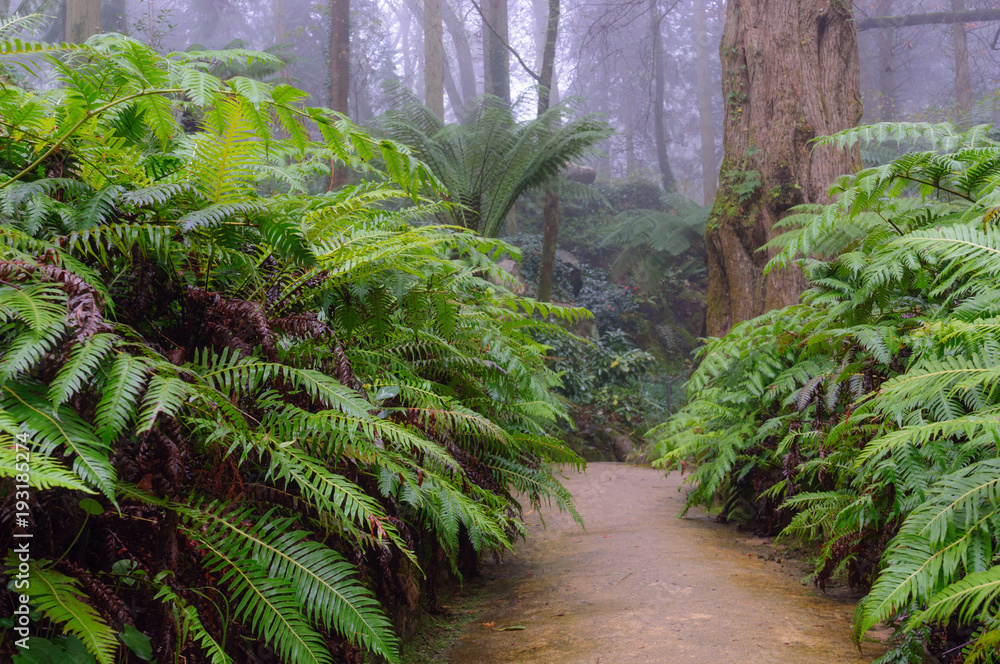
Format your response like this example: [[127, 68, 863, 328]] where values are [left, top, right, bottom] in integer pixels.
[[424, 0, 445, 119], [705, 0, 862, 336], [951, 0, 971, 119], [650, 0, 676, 192], [65, 0, 101, 42], [329, 0, 350, 187], [535, 0, 560, 304], [482, 0, 511, 104], [443, 0, 478, 113], [694, 0, 716, 204], [856, 8, 1000, 30]]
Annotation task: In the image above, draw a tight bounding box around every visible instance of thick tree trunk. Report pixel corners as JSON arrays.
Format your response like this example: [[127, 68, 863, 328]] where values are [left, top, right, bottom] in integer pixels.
[[443, 0, 478, 112], [951, 0, 971, 118], [329, 0, 350, 187], [650, 0, 676, 192], [535, 0, 560, 303], [66, 0, 101, 42], [424, 0, 445, 119], [705, 0, 862, 336], [694, 0, 716, 204], [482, 0, 511, 104]]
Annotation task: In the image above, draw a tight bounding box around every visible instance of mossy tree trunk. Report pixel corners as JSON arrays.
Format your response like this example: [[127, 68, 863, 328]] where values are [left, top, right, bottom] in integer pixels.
[[705, 0, 862, 336]]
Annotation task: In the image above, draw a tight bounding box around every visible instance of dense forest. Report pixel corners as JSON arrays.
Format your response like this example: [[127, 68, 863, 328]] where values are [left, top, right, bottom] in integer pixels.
[[1, 0, 1000, 663]]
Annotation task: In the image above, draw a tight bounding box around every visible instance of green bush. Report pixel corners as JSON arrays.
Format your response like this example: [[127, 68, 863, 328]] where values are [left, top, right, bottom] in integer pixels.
[[0, 33, 584, 664], [651, 122, 1000, 662]]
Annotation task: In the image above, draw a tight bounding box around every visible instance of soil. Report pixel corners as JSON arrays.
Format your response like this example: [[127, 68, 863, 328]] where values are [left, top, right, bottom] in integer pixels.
[[437, 463, 886, 664]]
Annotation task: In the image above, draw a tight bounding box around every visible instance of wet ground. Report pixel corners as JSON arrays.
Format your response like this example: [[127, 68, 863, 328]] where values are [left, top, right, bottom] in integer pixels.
[[445, 463, 884, 664]]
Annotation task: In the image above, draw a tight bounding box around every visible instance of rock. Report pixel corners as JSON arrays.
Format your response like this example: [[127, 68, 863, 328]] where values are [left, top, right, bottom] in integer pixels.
[[495, 258, 526, 295], [611, 431, 633, 462], [563, 163, 597, 185]]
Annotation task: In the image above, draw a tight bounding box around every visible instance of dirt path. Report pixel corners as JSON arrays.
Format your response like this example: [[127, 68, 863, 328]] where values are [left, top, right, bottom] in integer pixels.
[[445, 463, 882, 664]]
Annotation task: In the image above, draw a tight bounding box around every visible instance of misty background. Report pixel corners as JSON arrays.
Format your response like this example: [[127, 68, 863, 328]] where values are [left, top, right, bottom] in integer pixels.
[[7, 0, 999, 206]]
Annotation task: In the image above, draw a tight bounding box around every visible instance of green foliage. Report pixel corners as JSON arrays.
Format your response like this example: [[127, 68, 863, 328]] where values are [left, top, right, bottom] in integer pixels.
[[378, 89, 613, 237], [650, 121, 1000, 660], [0, 33, 583, 664]]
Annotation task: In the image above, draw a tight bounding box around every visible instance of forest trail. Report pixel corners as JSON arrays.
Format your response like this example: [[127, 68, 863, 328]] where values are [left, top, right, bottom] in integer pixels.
[[445, 463, 882, 664]]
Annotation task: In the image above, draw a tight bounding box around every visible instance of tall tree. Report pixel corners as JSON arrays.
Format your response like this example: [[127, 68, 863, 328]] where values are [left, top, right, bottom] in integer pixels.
[[329, 0, 350, 187], [705, 0, 862, 336], [694, 0, 716, 203], [874, 0, 896, 120], [482, 0, 511, 104], [649, 0, 676, 191], [274, 0, 287, 44], [424, 0, 445, 118], [534, 0, 561, 302], [443, 0, 478, 112], [65, 0, 101, 42], [951, 0, 971, 118]]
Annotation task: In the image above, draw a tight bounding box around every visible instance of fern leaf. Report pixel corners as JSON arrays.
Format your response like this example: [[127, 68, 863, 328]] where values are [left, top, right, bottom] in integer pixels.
[[11, 561, 119, 664], [1, 382, 117, 500], [48, 333, 115, 408], [94, 354, 148, 443]]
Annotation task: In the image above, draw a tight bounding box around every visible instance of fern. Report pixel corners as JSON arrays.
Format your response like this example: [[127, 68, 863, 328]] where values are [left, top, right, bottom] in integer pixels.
[[1, 34, 584, 664], [11, 561, 119, 664]]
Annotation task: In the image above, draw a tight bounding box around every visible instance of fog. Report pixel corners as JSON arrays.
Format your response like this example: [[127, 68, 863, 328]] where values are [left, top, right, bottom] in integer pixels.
[[12, 0, 999, 202]]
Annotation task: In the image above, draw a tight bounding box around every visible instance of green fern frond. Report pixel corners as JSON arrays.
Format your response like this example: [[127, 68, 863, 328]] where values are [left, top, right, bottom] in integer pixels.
[[11, 560, 119, 664]]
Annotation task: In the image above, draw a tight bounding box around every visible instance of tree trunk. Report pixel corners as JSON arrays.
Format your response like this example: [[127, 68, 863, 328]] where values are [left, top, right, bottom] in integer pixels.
[[694, 0, 716, 204], [534, 0, 560, 304], [401, 5, 412, 84], [482, 0, 511, 104], [424, 0, 445, 119], [65, 0, 101, 42], [443, 59, 465, 119], [650, 0, 676, 192], [274, 0, 287, 43], [705, 0, 862, 336], [329, 0, 350, 187], [443, 0, 478, 113], [951, 0, 971, 119], [874, 0, 895, 120]]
